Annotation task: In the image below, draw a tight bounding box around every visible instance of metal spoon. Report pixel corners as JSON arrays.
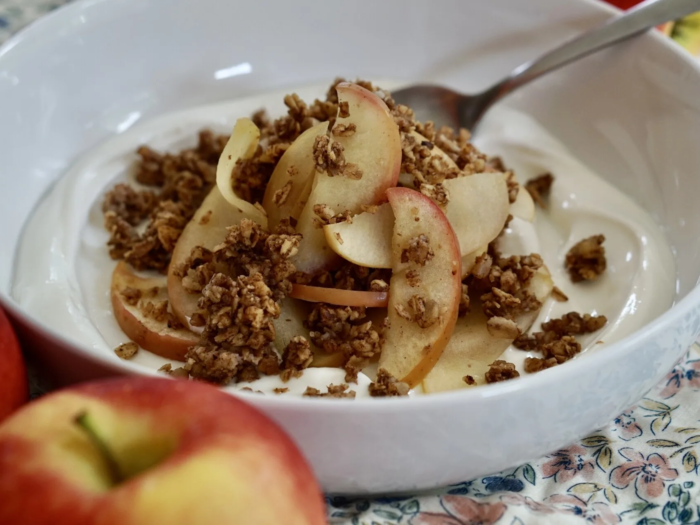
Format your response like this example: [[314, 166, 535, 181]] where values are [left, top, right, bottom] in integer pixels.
[[392, 0, 700, 131]]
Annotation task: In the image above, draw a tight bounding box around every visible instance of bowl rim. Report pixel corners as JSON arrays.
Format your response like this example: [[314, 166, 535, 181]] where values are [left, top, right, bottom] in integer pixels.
[[1, 0, 698, 409]]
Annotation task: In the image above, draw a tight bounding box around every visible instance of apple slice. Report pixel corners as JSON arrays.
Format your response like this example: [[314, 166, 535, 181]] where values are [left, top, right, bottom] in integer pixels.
[[510, 184, 535, 222], [323, 203, 393, 269], [262, 122, 329, 231], [273, 298, 345, 368], [442, 172, 510, 256], [289, 284, 388, 308], [112, 262, 198, 361], [293, 83, 402, 273], [215, 118, 267, 227], [167, 188, 263, 328], [422, 265, 554, 393], [377, 188, 462, 388]]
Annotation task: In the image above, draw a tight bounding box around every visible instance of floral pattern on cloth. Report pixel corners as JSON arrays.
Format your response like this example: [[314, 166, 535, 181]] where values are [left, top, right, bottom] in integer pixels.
[[328, 345, 700, 525]]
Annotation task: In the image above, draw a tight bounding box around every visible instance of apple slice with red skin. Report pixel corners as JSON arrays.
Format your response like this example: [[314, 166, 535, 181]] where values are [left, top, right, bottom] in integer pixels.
[[262, 122, 329, 231], [422, 265, 554, 393], [378, 188, 462, 388], [0, 377, 326, 525], [289, 284, 388, 308], [215, 118, 267, 227], [293, 83, 402, 274], [167, 188, 263, 328], [112, 261, 198, 361], [0, 308, 27, 422]]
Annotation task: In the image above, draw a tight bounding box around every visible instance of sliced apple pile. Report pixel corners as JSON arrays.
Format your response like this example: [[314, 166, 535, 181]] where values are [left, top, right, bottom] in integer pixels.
[[111, 261, 199, 361], [292, 83, 402, 273], [377, 188, 462, 388], [421, 265, 554, 393], [262, 121, 329, 231], [216, 118, 268, 227], [167, 188, 263, 328]]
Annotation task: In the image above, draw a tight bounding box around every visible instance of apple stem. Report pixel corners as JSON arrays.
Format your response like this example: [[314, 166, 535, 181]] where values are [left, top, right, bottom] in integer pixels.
[[74, 412, 125, 485]]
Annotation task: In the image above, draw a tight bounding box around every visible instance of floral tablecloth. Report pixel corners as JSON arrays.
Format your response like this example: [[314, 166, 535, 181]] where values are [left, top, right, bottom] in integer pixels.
[[4, 1, 700, 524]]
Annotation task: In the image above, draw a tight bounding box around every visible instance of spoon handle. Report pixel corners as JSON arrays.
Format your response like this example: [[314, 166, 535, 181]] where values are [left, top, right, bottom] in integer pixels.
[[492, 0, 700, 96]]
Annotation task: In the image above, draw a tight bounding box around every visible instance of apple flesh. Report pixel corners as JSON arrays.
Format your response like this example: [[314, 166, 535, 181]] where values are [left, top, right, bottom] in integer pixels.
[[167, 188, 263, 328], [293, 83, 402, 273], [215, 118, 268, 227], [112, 261, 198, 361], [262, 122, 328, 231], [0, 308, 27, 422], [442, 172, 510, 256], [0, 377, 326, 525], [510, 183, 535, 222], [422, 265, 554, 393], [324, 203, 393, 269], [378, 188, 462, 387]]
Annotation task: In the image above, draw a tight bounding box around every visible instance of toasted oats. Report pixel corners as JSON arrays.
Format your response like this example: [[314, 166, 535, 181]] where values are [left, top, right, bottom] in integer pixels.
[[368, 369, 409, 397], [565, 235, 606, 282], [114, 342, 138, 360], [485, 360, 520, 383]]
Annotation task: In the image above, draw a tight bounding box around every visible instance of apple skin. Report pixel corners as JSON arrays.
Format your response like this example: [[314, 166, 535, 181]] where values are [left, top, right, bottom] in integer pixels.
[[289, 284, 388, 308], [0, 377, 326, 525], [112, 261, 199, 361], [378, 187, 462, 387], [0, 308, 28, 422]]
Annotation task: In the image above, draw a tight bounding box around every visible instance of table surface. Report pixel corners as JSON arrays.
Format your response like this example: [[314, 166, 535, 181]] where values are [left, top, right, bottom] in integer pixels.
[[4, 1, 700, 523]]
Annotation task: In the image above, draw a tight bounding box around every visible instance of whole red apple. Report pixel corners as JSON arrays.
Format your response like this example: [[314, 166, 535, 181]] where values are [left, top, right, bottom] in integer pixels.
[[0, 377, 326, 525], [0, 307, 27, 421]]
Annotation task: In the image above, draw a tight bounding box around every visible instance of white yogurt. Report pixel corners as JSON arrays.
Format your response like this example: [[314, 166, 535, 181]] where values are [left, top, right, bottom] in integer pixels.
[[11, 84, 676, 396]]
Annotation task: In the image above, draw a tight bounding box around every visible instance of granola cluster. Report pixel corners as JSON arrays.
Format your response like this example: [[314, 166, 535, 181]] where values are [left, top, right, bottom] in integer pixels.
[[176, 219, 301, 305], [303, 384, 356, 398], [565, 235, 607, 283], [295, 262, 390, 293], [184, 272, 282, 383], [305, 304, 384, 382], [515, 312, 608, 372], [467, 251, 545, 331], [103, 131, 226, 271], [525, 173, 554, 209], [368, 368, 410, 397]]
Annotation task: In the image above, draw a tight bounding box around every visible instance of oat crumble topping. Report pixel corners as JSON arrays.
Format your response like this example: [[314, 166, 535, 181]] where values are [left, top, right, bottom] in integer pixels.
[[525, 173, 554, 209], [565, 235, 607, 283], [303, 384, 356, 398], [114, 342, 138, 360], [401, 234, 434, 266], [463, 375, 476, 386], [280, 335, 313, 382], [368, 369, 409, 397], [485, 360, 520, 383]]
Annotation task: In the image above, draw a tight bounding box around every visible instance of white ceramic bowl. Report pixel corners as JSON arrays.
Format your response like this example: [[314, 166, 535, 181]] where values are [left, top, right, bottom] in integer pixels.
[[2, 0, 700, 495]]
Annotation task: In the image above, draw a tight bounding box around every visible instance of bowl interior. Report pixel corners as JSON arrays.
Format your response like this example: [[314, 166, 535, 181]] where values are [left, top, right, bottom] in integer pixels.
[[1, 0, 699, 339]]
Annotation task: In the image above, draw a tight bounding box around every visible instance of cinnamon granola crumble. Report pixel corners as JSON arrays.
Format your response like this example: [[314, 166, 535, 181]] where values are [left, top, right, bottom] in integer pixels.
[[524, 173, 554, 209], [303, 384, 356, 398], [485, 360, 520, 383], [565, 235, 606, 283], [368, 369, 409, 397], [114, 342, 138, 360]]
